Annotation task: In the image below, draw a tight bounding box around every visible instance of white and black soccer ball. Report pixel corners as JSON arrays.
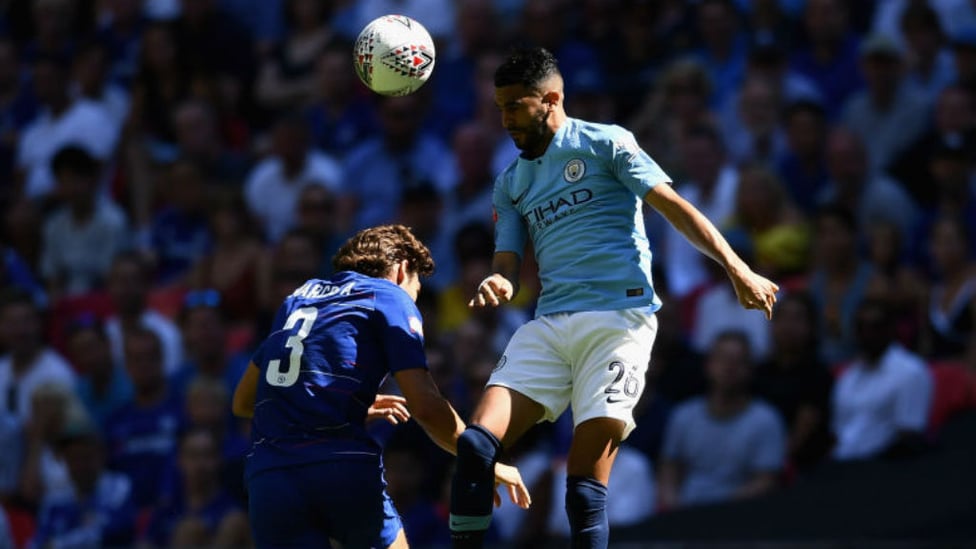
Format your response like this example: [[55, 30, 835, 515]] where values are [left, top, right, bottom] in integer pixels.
[[353, 15, 436, 96]]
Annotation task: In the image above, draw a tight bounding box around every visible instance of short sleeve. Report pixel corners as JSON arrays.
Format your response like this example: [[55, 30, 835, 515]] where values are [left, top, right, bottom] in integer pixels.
[[492, 171, 528, 257], [750, 406, 787, 472], [608, 128, 672, 198], [377, 288, 428, 373]]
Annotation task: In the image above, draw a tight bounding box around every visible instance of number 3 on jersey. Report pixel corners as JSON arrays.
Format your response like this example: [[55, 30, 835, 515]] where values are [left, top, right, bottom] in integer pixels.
[[266, 307, 318, 387]]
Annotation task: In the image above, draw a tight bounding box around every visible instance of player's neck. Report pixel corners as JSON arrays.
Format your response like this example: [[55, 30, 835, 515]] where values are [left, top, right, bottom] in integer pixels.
[[522, 110, 567, 159]]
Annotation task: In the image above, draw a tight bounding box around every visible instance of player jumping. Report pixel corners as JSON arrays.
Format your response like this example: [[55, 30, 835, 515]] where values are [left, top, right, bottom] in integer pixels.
[[448, 47, 779, 549]]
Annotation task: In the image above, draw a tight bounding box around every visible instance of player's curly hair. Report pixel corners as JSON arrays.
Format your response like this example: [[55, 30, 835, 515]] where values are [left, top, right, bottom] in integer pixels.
[[494, 46, 561, 90], [332, 224, 435, 279]]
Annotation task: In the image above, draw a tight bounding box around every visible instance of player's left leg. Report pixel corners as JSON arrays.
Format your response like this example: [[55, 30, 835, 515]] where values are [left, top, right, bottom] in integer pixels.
[[565, 308, 658, 549], [565, 417, 626, 548]]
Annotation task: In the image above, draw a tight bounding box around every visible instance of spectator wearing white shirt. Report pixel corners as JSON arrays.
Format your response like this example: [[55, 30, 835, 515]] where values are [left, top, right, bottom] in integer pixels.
[[40, 145, 129, 298], [103, 253, 183, 375], [832, 299, 934, 461], [245, 115, 342, 243], [16, 54, 117, 202], [0, 290, 75, 423]]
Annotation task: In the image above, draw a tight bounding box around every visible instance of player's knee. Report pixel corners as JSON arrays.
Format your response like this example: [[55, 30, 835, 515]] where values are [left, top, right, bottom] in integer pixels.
[[455, 424, 502, 473], [565, 475, 608, 525]]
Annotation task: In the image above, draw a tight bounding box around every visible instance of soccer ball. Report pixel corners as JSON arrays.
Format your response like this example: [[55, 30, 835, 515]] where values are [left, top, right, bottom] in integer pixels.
[[353, 15, 436, 96]]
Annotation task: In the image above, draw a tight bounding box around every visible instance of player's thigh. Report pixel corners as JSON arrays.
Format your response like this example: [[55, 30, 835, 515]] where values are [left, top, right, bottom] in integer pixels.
[[480, 317, 570, 444], [248, 467, 331, 548], [566, 417, 628, 485], [328, 462, 403, 549], [569, 309, 658, 440]]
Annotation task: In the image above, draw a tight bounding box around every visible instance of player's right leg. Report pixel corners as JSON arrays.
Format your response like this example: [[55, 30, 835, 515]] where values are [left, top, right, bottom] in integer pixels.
[[451, 316, 570, 549]]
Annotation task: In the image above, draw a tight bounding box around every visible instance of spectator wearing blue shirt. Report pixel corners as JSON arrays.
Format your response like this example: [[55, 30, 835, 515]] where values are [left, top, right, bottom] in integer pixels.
[[102, 327, 184, 509], [146, 160, 213, 285], [30, 412, 136, 549], [66, 316, 133, 429]]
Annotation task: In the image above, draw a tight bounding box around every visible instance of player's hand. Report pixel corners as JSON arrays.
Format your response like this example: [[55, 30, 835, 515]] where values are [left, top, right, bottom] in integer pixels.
[[728, 267, 780, 320], [367, 394, 410, 425], [469, 274, 515, 308], [492, 462, 532, 509]]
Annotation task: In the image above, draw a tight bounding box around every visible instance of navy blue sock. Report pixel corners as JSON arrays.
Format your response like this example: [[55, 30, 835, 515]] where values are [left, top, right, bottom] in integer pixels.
[[565, 475, 609, 549], [450, 425, 501, 548]]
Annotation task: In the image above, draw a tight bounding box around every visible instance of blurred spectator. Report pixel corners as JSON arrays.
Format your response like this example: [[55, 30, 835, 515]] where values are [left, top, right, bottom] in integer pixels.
[[179, 376, 248, 496], [603, 0, 669, 120], [40, 145, 129, 299], [0, 290, 75, 422], [94, 0, 146, 86], [256, 228, 325, 336], [658, 331, 786, 509], [516, 0, 600, 100], [218, 0, 285, 54], [944, 2, 976, 45], [103, 327, 183, 509], [255, 0, 333, 113], [293, 183, 344, 276], [170, 99, 250, 185], [16, 54, 117, 201], [870, 0, 957, 51], [440, 122, 496, 242], [396, 184, 452, 291], [720, 74, 787, 166], [0, 242, 48, 309], [726, 163, 811, 279], [862, 220, 926, 343], [72, 41, 130, 134], [0, 408, 23, 502], [343, 93, 454, 230], [104, 252, 184, 375], [692, 0, 749, 109], [952, 28, 976, 95], [564, 64, 617, 124], [18, 383, 78, 507], [4, 197, 45, 276], [898, 2, 958, 106], [789, 0, 863, 119], [832, 299, 933, 461], [170, 290, 249, 397], [0, 38, 39, 195], [126, 21, 192, 147], [819, 126, 918, 242], [0, 508, 11, 549], [66, 317, 133, 428], [808, 205, 874, 365], [146, 159, 213, 285], [140, 428, 249, 549], [753, 292, 834, 470], [303, 40, 376, 156], [349, 0, 457, 42], [30, 410, 136, 549], [629, 58, 716, 179], [889, 84, 975, 207], [912, 137, 976, 255], [775, 99, 830, 213], [430, 0, 498, 137], [921, 216, 976, 361], [23, 0, 81, 63], [841, 34, 929, 174], [663, 125, 738, 298], [190, 193, 263, 326], [244, 114, 342, 243]]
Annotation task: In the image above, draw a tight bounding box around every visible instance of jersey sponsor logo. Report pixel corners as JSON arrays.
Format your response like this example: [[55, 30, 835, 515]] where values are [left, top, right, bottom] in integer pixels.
[[408, 315, 424, 337], [523, 188, 593, 228], [563, 158, 585, 183]]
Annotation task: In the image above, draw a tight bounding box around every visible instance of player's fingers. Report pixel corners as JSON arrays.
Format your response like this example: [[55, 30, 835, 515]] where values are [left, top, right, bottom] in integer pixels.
[[493, 487, 502, 508], [376, 394, 407, 405], [389, 403, 410, 422], [509, 482, 531, 509]]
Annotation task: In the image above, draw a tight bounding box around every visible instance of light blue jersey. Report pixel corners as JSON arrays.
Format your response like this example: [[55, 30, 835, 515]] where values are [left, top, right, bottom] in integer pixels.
[[493, 118, 671, 316]]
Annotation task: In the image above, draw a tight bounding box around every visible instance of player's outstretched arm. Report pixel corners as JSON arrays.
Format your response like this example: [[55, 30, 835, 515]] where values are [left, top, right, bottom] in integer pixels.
[[393, 368, 531, 509], [644, 184, 780, 319], [232, 362, 260, 419], [469, 252, 521, 308]]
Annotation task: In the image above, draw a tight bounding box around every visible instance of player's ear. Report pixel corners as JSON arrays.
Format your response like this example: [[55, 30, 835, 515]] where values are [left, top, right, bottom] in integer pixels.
[[394, 259, 409, 285], [542, 90, 561, 109]]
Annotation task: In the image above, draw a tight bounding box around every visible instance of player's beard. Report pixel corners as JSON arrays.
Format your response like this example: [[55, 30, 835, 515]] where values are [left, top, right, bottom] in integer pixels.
[[513, 109, 550, 156]]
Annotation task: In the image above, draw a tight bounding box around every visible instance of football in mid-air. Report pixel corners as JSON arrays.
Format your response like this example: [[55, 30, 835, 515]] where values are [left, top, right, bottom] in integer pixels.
[[353, 15, 435, 96]]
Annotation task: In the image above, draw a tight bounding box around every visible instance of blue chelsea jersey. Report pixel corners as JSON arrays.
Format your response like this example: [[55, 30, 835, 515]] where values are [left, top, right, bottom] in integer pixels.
[[493, 118, 672, 316], [245, 271, 427, 479]]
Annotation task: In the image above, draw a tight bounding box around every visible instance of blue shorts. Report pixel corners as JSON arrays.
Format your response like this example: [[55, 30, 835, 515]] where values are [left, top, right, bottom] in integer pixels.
[[248, 460, 403, 548]]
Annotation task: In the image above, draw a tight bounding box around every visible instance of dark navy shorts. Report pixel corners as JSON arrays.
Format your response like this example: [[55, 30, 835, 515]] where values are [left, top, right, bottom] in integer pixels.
[[248, 460, 402, 548]]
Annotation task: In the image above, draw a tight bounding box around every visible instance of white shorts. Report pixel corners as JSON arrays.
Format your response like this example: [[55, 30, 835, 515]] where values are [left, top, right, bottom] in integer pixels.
[[487, 307, 658, 439]]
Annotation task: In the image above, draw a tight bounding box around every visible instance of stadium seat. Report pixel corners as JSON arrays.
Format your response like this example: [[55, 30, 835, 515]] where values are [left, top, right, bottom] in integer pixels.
[[927, 361, 976, 434]]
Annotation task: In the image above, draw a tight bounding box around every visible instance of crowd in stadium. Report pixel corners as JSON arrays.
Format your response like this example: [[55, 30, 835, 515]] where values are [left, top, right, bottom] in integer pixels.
[[0, 0, 975, 547]]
